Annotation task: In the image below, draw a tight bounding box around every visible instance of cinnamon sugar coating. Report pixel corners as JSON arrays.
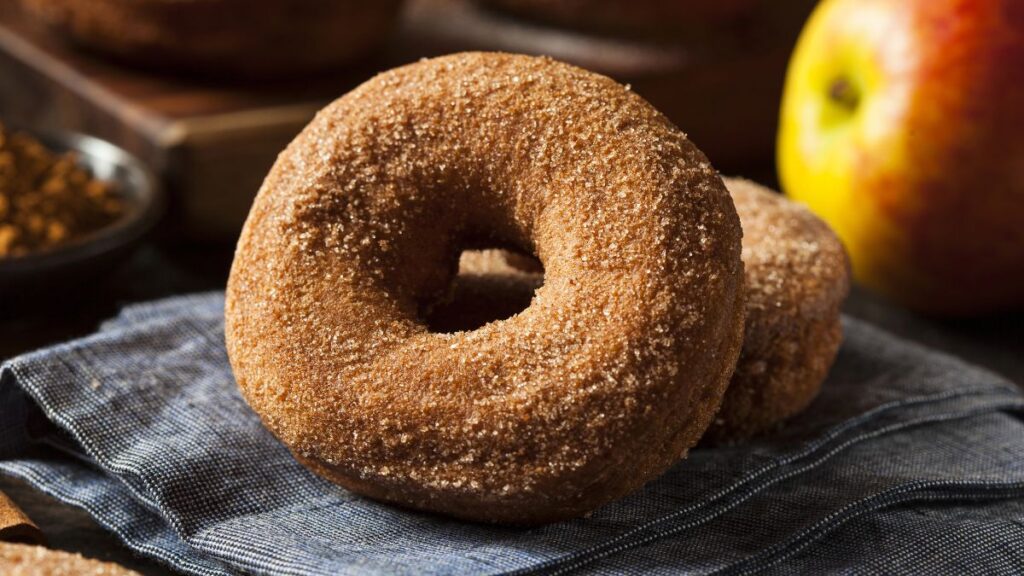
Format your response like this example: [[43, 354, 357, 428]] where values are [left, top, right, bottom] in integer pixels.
[[0, 543, 142, 576], [226, 52, 745, 524], [455, 178, 850, 444], [703, 178, 849, 443]]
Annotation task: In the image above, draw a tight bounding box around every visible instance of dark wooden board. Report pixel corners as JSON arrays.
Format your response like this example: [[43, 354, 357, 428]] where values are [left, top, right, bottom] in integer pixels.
[[0, 0, 814, 241], [0, 0, 375, 240]]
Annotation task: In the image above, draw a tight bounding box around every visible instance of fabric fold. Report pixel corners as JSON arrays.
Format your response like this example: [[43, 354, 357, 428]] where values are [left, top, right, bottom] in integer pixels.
[[1, 293, 1023, 575]]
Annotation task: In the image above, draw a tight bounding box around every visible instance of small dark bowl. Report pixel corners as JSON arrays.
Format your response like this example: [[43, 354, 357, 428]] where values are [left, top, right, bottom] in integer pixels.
[[0, 129, 161, 317]]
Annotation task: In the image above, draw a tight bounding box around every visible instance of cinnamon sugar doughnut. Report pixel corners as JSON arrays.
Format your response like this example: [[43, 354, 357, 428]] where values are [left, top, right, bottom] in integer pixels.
[[0, 543, 142, 576], [226, 52, 746, 524], [19, 0, 402, 77], [463, 178, 850, 444], [704, 178, 849, 443]]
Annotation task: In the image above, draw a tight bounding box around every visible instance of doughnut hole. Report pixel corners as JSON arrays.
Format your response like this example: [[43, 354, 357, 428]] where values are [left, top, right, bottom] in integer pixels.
[[424, 249, 544, 333]]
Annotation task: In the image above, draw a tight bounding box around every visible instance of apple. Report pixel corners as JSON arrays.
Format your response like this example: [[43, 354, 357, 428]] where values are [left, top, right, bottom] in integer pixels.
[[777, 0, 1024, 315]]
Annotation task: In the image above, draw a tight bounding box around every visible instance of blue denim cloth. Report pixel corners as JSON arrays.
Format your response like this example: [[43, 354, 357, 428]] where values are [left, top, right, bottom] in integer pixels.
[[2, 292, 1024, 575]]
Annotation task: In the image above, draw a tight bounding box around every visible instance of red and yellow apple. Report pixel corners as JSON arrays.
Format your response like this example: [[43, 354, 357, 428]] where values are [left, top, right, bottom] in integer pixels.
[[778, 0, 1024, 315]]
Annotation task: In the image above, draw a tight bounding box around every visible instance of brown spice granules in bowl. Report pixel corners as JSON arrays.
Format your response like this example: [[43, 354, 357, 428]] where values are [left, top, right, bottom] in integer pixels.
[[0, 123, 124, 259]]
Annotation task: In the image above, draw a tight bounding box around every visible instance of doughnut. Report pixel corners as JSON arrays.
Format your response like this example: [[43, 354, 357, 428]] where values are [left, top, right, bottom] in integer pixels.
[[456, 178, 850, 444], [704, 178, 849, 443], [0, 543, 141, 576], [18, 0, 403, 77], [226, 52, 746, 524], [475, 0, 761, 40]]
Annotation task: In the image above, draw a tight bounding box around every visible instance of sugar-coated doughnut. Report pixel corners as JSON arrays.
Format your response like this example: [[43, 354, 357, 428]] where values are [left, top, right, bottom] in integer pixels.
[[226, 52, 745, 524], [19, 0, 403, 77], [704, 178, 849, 443], [0, 543, 141, 576], [464, 178, 850, 444]]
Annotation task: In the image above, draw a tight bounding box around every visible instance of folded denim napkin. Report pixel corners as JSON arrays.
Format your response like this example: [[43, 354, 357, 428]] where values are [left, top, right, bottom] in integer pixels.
[[2, 292, 1024, 576]]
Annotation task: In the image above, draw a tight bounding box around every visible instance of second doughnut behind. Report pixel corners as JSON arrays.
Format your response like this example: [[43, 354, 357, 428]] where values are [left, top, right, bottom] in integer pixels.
[[439, 178, 850, 444]]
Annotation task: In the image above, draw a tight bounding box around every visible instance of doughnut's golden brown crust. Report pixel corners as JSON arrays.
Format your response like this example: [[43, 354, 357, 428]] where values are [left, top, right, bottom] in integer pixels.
[[460, 179, 850, 444], [226, 52, 745, 524], [476, 0, 760, 39], [0, 543, 141, 576], [19, 0, 402, 77], [704, 178, 849, 443]]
